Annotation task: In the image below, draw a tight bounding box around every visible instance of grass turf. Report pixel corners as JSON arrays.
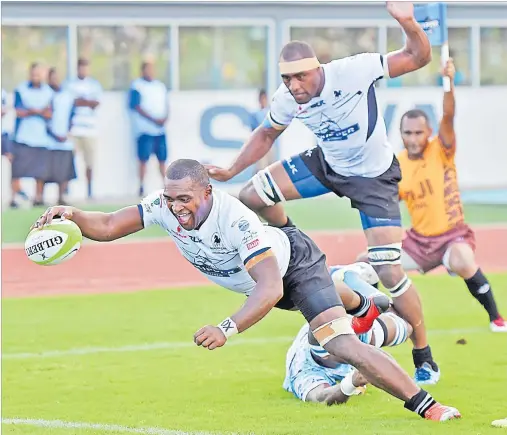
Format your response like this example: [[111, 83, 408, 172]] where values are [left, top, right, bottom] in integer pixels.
[[2, 273, 507, 435]]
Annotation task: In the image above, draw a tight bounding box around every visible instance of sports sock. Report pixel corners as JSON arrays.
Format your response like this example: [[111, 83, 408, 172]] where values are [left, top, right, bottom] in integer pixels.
[[404, 389, 436, 418], [465, 268, 500, 322], [348, 293, 371, 317], [413, 345, 438, 371]]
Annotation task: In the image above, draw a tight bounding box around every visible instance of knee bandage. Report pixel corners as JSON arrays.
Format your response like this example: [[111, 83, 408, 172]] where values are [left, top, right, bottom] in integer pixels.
[[312, 317, 355, 347], [251, 168, 286, 206], [367, 243, 402, 266], [386, 274, 412, 298]]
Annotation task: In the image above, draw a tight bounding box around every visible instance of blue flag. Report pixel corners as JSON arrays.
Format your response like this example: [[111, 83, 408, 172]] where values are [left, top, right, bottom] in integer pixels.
[[414, 2, 448, 46]]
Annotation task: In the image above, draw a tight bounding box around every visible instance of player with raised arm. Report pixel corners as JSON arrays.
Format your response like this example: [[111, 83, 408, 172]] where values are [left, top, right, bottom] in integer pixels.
[[205, 2, 439, 384], [358, 59, 506, 333], [34, 159, 460, 421]]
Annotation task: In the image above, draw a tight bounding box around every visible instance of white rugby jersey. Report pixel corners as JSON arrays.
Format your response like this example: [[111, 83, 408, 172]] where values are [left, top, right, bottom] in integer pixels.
[[138, 189, 290, 294], [269, 53, 393, 178]]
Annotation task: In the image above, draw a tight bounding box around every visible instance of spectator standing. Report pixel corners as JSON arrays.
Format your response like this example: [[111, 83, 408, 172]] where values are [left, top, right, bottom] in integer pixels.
[[11, 63, 53, 207], [128, 60, 169, 196], [64, 58, 102, 199]]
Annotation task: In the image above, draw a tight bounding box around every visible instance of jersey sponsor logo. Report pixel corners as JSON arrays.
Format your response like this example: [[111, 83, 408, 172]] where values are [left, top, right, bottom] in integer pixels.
[[310, 100, 325, 109], [247, 239, 260, 250], [145, 195, 162, 214], [241, 230, 258, 244], [238, 220, 250, 231], [315, 122, 360, 142], [170, 226, 188, 240], [285, 157, 298, 175], [231, 217, 245, 228], [191, 255, 242, 278]]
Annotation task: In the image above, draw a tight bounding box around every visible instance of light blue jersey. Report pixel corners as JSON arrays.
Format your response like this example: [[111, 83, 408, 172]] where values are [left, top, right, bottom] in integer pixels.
[[47, 89, 76, 151], [283, 322, 371, 402]]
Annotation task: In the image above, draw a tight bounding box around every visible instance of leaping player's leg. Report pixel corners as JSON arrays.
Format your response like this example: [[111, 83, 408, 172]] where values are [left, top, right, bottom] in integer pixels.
[[239, 148, 331, 227], [339, 157, 439, 384], [444, 240, 506, 332], [282, 227, 459, 420]]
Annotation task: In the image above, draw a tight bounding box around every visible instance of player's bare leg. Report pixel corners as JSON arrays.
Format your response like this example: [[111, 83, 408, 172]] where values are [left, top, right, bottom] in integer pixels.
[[308, 306, 459, 420], [138, 161, 147, 196], [238, 160, 302, 227], [447, 242, 506, 331], [364, 225, 439, 384]]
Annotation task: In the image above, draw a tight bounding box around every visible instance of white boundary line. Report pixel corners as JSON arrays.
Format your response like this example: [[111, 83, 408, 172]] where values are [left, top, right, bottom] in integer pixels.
[[2, 328, 487, 360], [3, 224, 507, 250], [0, 418, 251, 435]]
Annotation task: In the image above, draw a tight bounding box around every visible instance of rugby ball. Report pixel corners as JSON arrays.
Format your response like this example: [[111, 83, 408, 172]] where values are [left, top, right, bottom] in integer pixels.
[[25, 219, 83, 266]]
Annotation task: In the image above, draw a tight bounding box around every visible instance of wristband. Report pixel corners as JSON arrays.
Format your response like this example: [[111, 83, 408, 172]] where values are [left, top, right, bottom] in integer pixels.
[[340, 372, 357, 396], [217, 317, 239, 338]]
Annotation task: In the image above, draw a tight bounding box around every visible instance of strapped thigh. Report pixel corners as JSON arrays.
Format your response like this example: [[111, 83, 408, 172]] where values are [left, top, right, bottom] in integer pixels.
[[251, 166, 286, 206], [367, 242, 402, 266]]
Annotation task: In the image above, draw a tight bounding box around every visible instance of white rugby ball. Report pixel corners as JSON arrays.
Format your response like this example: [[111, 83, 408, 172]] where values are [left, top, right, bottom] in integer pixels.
[[25, 218, 83, 266]]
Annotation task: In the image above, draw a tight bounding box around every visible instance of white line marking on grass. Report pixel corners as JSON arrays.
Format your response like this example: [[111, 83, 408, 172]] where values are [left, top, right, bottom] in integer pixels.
[[2, 336, 295, 360], [1, 418, 251, 435], [2, 327, 486, 360]]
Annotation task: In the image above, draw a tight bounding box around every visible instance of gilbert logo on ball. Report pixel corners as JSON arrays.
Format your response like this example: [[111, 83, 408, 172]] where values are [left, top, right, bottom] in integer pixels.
[[25, 219, 83, 266]]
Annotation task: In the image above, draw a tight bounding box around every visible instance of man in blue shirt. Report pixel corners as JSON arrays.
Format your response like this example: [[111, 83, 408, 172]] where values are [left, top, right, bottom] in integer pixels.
[[63, 58, 102, 199], [47, 68, 77, 204], [11, 63, 53, 207], [128, 61, 169, 196]]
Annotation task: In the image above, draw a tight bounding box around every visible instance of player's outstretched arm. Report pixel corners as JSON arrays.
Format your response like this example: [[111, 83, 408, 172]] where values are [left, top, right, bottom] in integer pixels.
[[438, 59, 456, 149], [206, 125, 282, 182], [385, 2, 432, 78], [230, 251, 284, 332], [193, 251, 283, 350], [32, 205, 144, 242]]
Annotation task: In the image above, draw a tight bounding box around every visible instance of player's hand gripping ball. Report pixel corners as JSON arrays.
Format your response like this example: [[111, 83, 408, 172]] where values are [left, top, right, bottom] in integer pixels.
[[25, 207, 83, 266]]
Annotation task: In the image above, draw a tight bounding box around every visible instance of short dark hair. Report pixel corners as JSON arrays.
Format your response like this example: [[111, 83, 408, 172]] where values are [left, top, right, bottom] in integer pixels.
[[165, 159, 210, 187], [30, 62, 40, 71], [279, 40, 316, 62], [48, 67, 57, 77], [141, 61, 153, 73], [78, 58, 89, 67], [259, 88, 267, 98], [400, 109, 430, 129]]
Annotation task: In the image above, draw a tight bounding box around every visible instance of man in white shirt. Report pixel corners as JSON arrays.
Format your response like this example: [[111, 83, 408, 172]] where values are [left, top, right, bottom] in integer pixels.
[[205, 2, 440, 385], [64, 58, 102, 199], [128, 61, 169, 196], [34, 159, 460, 422]]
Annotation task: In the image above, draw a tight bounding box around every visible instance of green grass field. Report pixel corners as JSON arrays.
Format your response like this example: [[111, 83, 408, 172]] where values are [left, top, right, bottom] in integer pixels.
[[2, 197, 507, 244], [2, 274, 507, 435]]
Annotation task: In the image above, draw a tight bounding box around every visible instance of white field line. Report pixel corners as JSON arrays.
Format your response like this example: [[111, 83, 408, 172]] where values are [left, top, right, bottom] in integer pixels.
[[3, 224, 507, 250], [2, 327, 486, 360], [0, 418, 252, 435]]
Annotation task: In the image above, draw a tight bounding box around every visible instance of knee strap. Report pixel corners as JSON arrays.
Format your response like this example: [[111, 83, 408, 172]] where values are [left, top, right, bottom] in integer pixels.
[[251, 168, 286, 206], [386, 274, 412, 298], [367, 243, 402, 266], [312, 317, 355, 347]]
